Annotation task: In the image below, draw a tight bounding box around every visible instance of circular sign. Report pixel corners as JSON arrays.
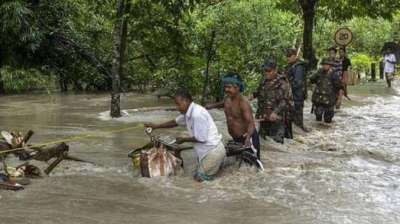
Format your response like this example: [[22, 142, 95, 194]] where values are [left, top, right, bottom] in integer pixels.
[[334, 28, 353, 46]]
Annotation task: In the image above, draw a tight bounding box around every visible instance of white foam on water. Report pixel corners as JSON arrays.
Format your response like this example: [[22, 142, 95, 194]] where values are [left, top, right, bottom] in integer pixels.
[[98, 109, 178, 123], [50, 162, 131, 177]]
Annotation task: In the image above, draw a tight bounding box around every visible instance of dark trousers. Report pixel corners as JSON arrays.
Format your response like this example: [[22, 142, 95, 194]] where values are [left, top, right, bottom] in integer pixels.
[[293, 102, 304, 128], [314, 104, 334, 123], [233, 130, 260, 159]]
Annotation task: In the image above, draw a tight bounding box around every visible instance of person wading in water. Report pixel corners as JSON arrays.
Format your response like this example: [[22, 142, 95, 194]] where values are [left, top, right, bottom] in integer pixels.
[[145, 89, 225, 182], [206, 73, 261, 161], [310, 58, 343, 123], [337, 47, 352, 108], [383, 49, 397, 88], [285, 48, 309, 131], [253, 60, 293, 143]]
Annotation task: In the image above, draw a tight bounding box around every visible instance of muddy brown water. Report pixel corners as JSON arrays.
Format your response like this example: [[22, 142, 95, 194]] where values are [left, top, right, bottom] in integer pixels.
[[0, 81, 400, 224]]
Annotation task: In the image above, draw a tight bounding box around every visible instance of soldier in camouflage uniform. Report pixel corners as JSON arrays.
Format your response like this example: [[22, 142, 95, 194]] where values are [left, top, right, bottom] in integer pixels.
[[327, 47, 344, 109], [253, 60, 293, 143], [310, 58, 343, 123], [285, 48, 308, 131]]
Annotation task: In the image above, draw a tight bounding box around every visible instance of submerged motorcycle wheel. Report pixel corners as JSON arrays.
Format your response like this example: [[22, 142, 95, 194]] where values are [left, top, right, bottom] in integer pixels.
[[240, 151, 264, 171]]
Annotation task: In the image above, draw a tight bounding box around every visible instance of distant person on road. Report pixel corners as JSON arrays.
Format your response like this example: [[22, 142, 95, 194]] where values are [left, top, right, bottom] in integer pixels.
[[383, 49, 397, 88], [337, 47, 351, 108]]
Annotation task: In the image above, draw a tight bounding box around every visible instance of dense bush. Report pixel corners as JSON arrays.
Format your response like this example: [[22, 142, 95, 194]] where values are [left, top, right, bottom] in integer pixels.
[[0, 66, 53, 93]]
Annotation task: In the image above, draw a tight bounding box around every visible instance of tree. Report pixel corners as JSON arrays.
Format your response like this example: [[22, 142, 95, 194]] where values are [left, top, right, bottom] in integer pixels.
[[110, 0, 130, 118], [1, 0, 399, 97], [0, 0, 39, 93], [0, 0, 115, 93], [191, 0, 300, 100], [279, 0, 400, 69], [200, 29, 216, 105]]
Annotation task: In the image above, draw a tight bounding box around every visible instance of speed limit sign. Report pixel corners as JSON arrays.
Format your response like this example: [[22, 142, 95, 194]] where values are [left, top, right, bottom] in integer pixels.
[[334, 28, 353, 46]]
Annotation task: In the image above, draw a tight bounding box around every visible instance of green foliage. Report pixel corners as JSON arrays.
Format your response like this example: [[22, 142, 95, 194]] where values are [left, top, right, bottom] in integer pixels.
[[278, 0, 400, 21], [189, 0, 301, 99], [390, 12, 400, 43], [312, 16, 393, 58], [350, 54, 373, 72], [0, 66, 52, 93], [0, 0, 399, 96], [0, 1, 41, 64], [346, 17, 392, 56], [278, 0, 400, 69]]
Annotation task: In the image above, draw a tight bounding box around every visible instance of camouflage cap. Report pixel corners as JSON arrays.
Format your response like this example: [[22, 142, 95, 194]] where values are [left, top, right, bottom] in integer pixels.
[[261, 59, 277, 71]]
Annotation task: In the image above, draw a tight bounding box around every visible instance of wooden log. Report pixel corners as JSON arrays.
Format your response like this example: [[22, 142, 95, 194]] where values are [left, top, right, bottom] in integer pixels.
[[64, 155, 95, 164], [10, 130, 34, 159], [31, 143, 69, 162], [44, 156, 64, 175], [22, 130, 34, 145], [0, 130, 33, 157]]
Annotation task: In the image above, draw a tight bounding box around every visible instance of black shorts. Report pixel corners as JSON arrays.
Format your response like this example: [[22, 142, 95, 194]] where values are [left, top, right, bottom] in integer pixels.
[[232, 130, 260, 159]]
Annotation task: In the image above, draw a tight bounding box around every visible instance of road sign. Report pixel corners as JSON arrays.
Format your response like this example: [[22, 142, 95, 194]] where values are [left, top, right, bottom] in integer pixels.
[[334, 28, 353, 46]]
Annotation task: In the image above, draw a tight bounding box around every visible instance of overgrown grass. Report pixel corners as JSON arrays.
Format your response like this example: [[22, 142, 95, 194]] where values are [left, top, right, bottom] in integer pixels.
[[0, 66, 54, 93]]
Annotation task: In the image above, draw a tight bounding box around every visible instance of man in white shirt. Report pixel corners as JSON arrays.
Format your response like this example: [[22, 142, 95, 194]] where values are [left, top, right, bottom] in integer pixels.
[[384, 50, 397, 88], [145, 89, 225, 182]]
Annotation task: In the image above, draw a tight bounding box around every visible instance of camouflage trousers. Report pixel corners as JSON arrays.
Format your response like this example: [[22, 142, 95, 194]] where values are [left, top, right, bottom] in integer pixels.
[[259, 120, 285, 144], [314, 104, 334, 123]]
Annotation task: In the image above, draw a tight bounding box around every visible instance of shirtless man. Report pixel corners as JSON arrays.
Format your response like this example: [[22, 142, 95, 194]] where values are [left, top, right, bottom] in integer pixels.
[[207, 73, 260, 159]]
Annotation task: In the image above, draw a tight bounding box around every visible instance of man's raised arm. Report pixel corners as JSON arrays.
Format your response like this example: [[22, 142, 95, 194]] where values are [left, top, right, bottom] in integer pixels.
[[144, 120, 178, 129]]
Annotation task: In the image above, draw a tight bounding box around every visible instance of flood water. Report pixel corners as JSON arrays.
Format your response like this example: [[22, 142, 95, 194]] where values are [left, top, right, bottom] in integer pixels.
[[0, 81, 400, 224]]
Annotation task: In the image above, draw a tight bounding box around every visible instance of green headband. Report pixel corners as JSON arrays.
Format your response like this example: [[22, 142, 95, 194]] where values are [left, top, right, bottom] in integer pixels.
[[222, 76, 245, 92]]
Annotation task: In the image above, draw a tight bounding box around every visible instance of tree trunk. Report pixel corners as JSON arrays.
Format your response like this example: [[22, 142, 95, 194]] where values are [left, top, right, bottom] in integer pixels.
[[73, 80, 83, 91], [371, 63, 376, 81], [300, 0, 318, 69], [119, 2, 131, 91], [110, 0, 129, 118], [0, 51, 4, 94], [59, 71, 68, 92], [0, 77, 4, 94], [201, 30, 216, 105]]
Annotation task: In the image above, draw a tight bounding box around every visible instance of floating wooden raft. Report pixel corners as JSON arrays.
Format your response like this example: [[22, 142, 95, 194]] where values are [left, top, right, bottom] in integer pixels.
[[0, 130, 92, 176]]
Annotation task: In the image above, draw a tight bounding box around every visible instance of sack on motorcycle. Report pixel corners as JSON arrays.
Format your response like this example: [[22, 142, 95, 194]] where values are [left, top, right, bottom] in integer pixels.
[[140, 144, 183, 177]]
